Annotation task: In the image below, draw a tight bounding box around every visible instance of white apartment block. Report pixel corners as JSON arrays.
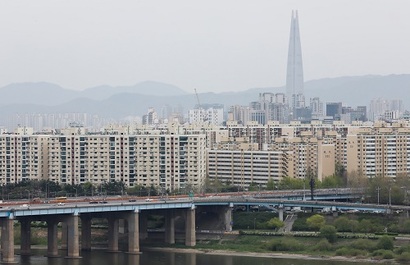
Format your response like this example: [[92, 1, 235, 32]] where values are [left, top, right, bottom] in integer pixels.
[[0, 135, 49, 183], [207, 150, 287, 188], [0, 133, 207, 191], [347, 127, 410, 178], [189, 107, 224, 126], [3, 119, 410, 190]]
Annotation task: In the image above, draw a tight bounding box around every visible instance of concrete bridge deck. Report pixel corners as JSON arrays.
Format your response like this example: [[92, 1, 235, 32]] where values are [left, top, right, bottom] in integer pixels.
[[0, 194, 408, 263]]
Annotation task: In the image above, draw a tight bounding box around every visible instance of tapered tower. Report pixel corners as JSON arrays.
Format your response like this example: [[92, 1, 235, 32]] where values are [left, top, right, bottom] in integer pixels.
[[286, 10, 305, 117]]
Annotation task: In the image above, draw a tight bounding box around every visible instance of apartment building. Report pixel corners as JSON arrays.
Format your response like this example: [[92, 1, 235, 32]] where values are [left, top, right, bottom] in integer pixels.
[[207, 149, 287, 188], [0, 134, 49, 184], [3, 120, 410, 190], [346, 126, 410, 178], [0, 132, 207, 191]]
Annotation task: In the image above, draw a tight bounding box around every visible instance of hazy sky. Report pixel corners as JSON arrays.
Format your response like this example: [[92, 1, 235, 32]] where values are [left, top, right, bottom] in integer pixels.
[[1, 0, 409, 93]]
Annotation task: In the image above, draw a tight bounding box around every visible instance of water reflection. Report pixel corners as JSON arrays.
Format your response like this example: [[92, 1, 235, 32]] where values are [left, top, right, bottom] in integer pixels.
[[15, 249, 374, 265]]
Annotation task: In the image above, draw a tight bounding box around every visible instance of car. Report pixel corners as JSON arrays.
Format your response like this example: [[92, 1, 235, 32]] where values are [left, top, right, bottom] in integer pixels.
[[57, 202, 65, 206], [145, 198, 152, 202], [128, 199, 136, 202]]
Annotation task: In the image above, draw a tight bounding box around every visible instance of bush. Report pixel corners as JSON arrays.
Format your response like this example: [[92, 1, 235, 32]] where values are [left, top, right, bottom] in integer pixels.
[[396, 252, 410, 262], [399, 220, 410, 234], [265, 238, 305, 252], [335, 247, 367, 257], [376, 236, 394, 250], [350, 239, 376, 251], [395, 245, 410, 255], [372, 249, 395, 259], [319, 225, 337, 243], [311, 239, 333, 251]]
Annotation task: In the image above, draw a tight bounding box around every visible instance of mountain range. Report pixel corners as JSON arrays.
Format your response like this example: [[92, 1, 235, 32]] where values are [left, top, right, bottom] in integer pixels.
[[0, 74, 409, 122]]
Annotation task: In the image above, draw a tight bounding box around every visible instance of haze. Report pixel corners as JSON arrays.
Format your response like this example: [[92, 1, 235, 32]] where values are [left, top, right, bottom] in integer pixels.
[[0, 0, 409, 93]]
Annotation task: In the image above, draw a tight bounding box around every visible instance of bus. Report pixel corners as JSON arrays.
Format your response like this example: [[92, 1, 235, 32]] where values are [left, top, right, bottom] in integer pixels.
[[52, 196, 67, 203]]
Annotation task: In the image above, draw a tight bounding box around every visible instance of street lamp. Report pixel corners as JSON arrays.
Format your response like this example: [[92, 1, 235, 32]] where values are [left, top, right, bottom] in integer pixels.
[[73, 187, 78, 198], [303, 177, 306, 201], [388, 187, 392, 206]]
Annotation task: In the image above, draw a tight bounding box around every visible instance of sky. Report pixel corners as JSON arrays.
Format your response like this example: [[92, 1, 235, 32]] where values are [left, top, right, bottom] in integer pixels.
[[0, 0, 409, 93]]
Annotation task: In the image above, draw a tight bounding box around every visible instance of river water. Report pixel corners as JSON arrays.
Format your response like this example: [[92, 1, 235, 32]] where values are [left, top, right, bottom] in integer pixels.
[[15, 249, 374, 265]]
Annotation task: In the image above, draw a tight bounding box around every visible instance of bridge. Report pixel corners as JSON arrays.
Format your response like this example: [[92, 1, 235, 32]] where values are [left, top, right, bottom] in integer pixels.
[[0, 193, 407, 263]]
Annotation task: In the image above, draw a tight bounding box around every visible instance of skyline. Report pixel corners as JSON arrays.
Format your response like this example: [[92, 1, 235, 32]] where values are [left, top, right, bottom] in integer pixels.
[[1, 1, 410, 93]]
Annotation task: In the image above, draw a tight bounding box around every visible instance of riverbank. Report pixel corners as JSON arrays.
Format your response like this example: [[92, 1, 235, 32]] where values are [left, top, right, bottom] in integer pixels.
[[145, 247, 386, 264]]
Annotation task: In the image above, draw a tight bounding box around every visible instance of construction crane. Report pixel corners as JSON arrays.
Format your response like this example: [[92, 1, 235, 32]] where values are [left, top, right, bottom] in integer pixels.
[[194, 89, 206, 123], [194, 88, 201, 109]]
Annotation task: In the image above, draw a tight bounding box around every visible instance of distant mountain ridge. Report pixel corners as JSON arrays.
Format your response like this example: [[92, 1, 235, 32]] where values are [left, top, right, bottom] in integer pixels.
[[0, 75, 409, 122], [0, 80, 188, 106]]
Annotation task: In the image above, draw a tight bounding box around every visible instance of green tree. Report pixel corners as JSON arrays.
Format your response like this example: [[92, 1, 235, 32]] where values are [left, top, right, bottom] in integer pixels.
[[334, 216, 352, 232], [376, 236, 394, 250], [320, 225, 337, 243], [266, 218, 284, 230], [350, 220, 359, 233], [266, 177, 275, 190], [358, 219, 373, 234], [320, 175, 343, 189], [278, 177, 304, 190], [306, 214, 325, 230], [399, 220, 410, 234]]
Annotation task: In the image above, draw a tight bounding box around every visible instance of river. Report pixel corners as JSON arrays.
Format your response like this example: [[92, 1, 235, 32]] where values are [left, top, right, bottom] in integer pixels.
[[15, 249, 375, 265]]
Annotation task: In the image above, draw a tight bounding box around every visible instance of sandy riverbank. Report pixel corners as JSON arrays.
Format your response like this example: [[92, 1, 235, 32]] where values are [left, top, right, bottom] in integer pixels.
[[144, 247, 388, 263]]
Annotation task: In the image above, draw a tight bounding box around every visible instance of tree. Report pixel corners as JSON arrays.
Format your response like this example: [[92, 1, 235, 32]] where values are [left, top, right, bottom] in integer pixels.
[[278, 177, 304, 190], [334, 216, 352, 232], [266, 218, 284, 230], [266, 177, 275, 190], [350, 220, 359, 233], [376, 236, 394, 250], [358, 219, 372, 234], [334, 163, 347, 185], [320, 175, 343, 189], [320, 225, 337, 243], [306, 214, 325, 230]]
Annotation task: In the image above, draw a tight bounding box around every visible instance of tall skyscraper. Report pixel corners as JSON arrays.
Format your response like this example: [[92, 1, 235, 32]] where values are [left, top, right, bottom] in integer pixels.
[[286, 10, 305, 118]]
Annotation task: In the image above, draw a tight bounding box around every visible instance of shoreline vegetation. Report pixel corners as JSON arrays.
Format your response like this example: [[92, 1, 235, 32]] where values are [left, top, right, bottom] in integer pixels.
[[145, 247, 385, 264], [144, 230, 410, 264]]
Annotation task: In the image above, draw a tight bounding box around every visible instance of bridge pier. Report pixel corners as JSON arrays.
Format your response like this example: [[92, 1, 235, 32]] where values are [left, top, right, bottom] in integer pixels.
[[185, 207, 196, 247], [165, 211, 175, 244], [81, 217, 92, 251], [278, 206, 284, 222], [60, 222, 67, 250], [126, 210, 140, 254], [139, 213, 148, 240], [47, 219, 59, 257], [1, 218, 15, 263], [224, 205, 233, 232], [108, 217, 119, 252], [20, 218, 31, 255], [65, 214, 80, 258]]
